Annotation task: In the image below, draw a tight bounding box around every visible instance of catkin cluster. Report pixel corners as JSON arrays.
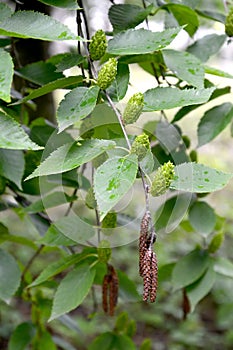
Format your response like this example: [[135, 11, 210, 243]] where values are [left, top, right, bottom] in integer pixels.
[[139, 211, 158, 303], [102, 264, 119, 316]]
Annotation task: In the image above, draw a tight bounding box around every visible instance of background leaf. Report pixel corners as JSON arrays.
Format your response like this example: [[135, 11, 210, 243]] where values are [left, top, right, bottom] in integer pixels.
[[106, 63, 130, 102], [0, 48, 14, 102], [213, 257, 233, 278], [170, 162, 233, 193], [108, 4, 154, 33], [163, 3, 199, 36], [45, 214, 96, 245], [187, 34, 226, 62], [49, 263, 96, 321], [0, 11, 79, 41], [143, 87, 215, 111], [37, 0, 81, 9], [186, 264, 216, 312], [107, 27, 181, 55], [0, 149, 25, 189], [163, 49, 204, 88], [57, 86, 100, 132], [25, 191, 76, 213], [94, 154, 138, 220], [172, 249, 210, 290], [89, 332, 136, 350], [13, 76, 83, 105], [17, 61, 64, 85], [198, 103, 233, 147], [189, 201, 216, 236], [0, 113, 42, 150], [8, 322, 35, 350], [0, 249, 21, 301], [26, 139, 115, 180]]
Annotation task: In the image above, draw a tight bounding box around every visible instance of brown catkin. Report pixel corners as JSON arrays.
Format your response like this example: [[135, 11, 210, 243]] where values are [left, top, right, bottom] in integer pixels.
[[149, 251, 158, 302], [139, 212, 150, 276], [102, 265, 119, 316]]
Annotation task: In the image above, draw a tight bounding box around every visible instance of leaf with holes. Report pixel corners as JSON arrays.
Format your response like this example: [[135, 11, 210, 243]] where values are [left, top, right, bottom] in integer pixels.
[[57, 86, 100, 132], [94, 154, 138, 220], [170, 162, 233, 193], [49, 263, 96, 321], [107, 27, 181, 55], [163, 49, 204, 88], [25, 139, 115, 180]]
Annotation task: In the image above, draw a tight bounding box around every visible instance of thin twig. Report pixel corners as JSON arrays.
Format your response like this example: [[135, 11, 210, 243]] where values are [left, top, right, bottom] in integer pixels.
[[21, 245, 44, 282]]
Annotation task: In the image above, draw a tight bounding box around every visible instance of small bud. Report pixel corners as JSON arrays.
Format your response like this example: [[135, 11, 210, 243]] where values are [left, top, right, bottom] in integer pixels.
[[150, 161, 175, 197], [208, 231, 224, 254], [98, 240, 112, 263], [130, 133, 150, 161], [102, 212, 117, 229], [139, 339, 152, 350], [85, 187, 97, 209], [89, 29, 107, 61], [123, 93, 144, 125], [189, 150, 198, 162], [182, 135, 191, 149], [225, 7, 233, 37], [97, 58, 118, 90]]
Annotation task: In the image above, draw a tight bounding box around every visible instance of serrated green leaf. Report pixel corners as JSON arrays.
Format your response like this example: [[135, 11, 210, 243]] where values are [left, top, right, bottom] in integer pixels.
[[0, 233, 37, 249], [187, 34, 226, 62], [163, 49, 204, 88], [189, 201, 216, 236], [49, 263, 96, 321], [163, 4, 199, 36], [171, 162, 233, 193], [172, 249, 210, 290], [57, 86, 100, 132], [0, 48, 13, 102], [107, 27, 181, 55], [17, 61, 64, 86], [29, 250, 97, 287], [26, 139, 115, 180], [0, 113, 42, 150], [0, 11, 79, 41], [143, 87, 215, 111], [108, 4, 154, 33], [0, 248, 21, 301], [12, 76, 83, 105], [0, 2, 13, 21], [213, 257, 233, 278], [37, 0, 81, 9], [186, 264, 216, 312], [0, 149, 24, 189], [106, 63, 130, 102], [25, 191, 76, 213], [8, 322, 35, 350], [35, 331, 57, 350], [204, 65, 233, 79], [89, 332, 136, 350], [94, 154, 138, 220], [172, 86, 231, 122], [155, 120, 182, 153], [198, 103, 233, 147]]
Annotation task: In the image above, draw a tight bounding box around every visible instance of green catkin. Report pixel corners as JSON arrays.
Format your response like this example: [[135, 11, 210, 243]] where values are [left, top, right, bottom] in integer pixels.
[[97, 58, 118, 90], [150, 161, 175, 197], [225, 7, 233, 37], [97, 240, 112, 263], [123, 93, 144, 125], [130, 133, 150, 161], [89, 29, 107, 61]]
